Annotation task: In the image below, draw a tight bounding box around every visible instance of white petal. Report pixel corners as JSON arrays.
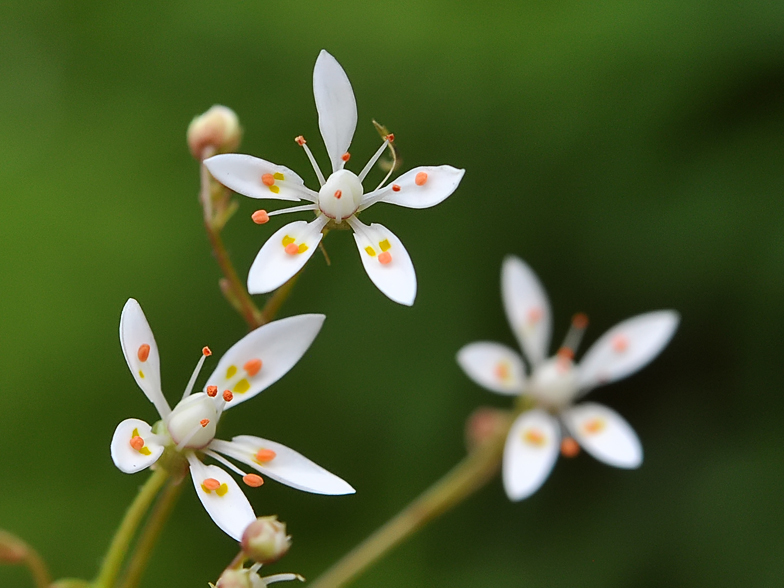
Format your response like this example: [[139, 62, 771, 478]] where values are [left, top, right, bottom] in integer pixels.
[[205, 314, 325, 409], [456, 342, 526, 395], [562, 402, 642, 468], [110, 418, 164, 474], [119, 299, 170, 418], [360, 166, 465, 210], [313, 50, 357, 173], [247, 218, 325, 294], [576, 310, 680, 392], [501, 256, 552, 367], [503, 410, 560, 501], [210, 437, 355, 495], [351, 221, 416, 306], [204, 154, 314, 202], [189, 460, 256, 541]]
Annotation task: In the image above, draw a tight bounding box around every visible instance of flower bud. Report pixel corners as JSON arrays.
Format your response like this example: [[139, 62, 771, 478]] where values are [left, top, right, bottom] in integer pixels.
[[215, 569, 253, 588], [0, 530, 27, 563], [465, 407, 513, 451], [187, 105, 242, 160], [241, 516, 291, 564]]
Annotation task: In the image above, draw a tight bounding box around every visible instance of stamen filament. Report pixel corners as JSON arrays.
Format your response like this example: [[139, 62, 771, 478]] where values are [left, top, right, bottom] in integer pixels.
[[203, 449, 247, 477], [558, 313, 589, 359], [176, 421, 209, 451], [182, 349, 210, 401], [357, 139, 390, 182], [267, 204, 319, 217], [296, 136, 326, 186], [264, 574, 305, 584]]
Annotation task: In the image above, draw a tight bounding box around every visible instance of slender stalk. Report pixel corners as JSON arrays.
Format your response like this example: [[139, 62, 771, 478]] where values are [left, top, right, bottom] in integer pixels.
[[117, 477, 184, 588], [22, 546, 50, 588], [94, 468, 169, 588], [259, 272, 300, 325], [0, 530, 52, 588], [310, 424, 509, 588]]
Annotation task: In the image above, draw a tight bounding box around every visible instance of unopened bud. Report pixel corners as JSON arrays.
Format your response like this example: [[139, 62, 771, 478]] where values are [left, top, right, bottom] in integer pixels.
[[215, 569, 253, 588], [0, 530, 27, 563], [241, 516, 291, 564], [187, 105, 242, 160], [465, 407, 513, 451]]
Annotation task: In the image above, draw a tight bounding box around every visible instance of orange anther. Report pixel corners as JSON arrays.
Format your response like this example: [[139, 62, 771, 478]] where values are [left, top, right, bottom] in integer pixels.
[[612, 335, 629, 353], [341, 152, 351, 162], [261, 173, 275, 186], [206, 385, 218, 397], [557, 348, 575, 360], [392, 184, 401, 192], [285, 243, 300, 255], [560, 437, 580, 458], [243, 474, 264, 487], [415, 172, 428, 186], [494, 362, 510, 381], [244, 358, 262, 376], [386, 133, 395, 142], [528, 307, 543, 323], [524, 429, 546, 446], [222, 390, 234, 402], [200, 419, 210, 428], [203, 478, 221, 491], [334, 190, 342, 199], [572, 313, 589, 329], [202, 346, 212, 356], [378, 251, 392, 265], [130, 436, 145, 451], [583, 418, 605, 435], [295, 135, 306, 146], [137, 344, 151, 362], [255, 449, 277, 462], [252, 210, 270, 224]]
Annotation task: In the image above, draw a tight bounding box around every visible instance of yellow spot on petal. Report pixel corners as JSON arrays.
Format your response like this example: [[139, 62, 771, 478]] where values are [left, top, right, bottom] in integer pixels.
[[365, 246, 376, 256], [273, 172, 285, 181], [226, 365, 237, 379], [139, 446, 152, 456], [523, 428, 546, 447], [379, 239, 391, 252], [297, 243, 309, 254], [138, 370, 145, 379], [282, 235, 295, 246], [269, 185, 280, 194], [216, 483, 229, 497], [583, 418, 606, 435], [132, 428, 140, 437], [233, 378, 251, 394]]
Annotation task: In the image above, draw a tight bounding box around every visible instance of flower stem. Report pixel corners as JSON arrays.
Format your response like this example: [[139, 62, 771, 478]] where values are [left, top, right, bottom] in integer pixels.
[[309, 423, 509, 588], [0, 530, 51, 588], [93, 468, 169, 588], [117, 477, 184, 588]]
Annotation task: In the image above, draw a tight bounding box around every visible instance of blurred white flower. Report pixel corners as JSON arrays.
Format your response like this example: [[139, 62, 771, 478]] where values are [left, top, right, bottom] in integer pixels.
[[111, 299, 354, 540], [457, 256, 679, 500], [213, 564, 304, 588], [204, 50, 464, 306]]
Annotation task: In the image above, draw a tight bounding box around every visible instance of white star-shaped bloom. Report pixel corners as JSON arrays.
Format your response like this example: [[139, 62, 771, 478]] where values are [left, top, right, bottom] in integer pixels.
[[457, 256, 679, 501], [110, 299, 354, 540], [204, 50, 465, 306]]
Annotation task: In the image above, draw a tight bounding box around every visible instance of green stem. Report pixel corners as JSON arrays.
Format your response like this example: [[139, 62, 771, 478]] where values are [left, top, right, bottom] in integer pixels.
[[309, 423, 509, 588], [117, 477, 184, 588], [259, 272, 300, 325], [94, 468, 169, 588], [23, 546, 50, 588]]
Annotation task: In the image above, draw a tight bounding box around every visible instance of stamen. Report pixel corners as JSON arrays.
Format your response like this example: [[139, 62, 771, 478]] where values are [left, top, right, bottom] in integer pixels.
[[255, 448, 277, 463], [415, 172, 428, 186], [266, 204, 319, 217], [252, 210, 270, 224], [560, 437, 580, 458], [222, 390, 234, 402], [295, 135, 326, 186], [523, 428, 546, 446], [200, 419, 210, 427], [263, 574, 306, 585], [334, 190, 342, 199], [243, 474, 264, 487], [206, 385, 218, 397], [202, 478, 221, 491], [176, 420, 212, 451], [357, 138, 391, 182], [557, 313, 589, 361], [341, 152, 351, 162], [386, 133, 395, 142], [392, 184, 401, 192], [583, 418, 605, 435], [181, 347, 211, 401], [244, 359, 262, 376], [378, 251, 392, 265], [130, 436, 145, 451], [262, 174, 275, 186], [285, 243, 300, 255], [137, 344, 150, 362], [612, 334, 629, 353]]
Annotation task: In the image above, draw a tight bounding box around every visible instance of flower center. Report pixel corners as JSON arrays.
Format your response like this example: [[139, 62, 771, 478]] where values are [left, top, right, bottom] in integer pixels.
[[318, 169, 363, 222], [528, 357, 579, 408], [166, 393, 218, 449]]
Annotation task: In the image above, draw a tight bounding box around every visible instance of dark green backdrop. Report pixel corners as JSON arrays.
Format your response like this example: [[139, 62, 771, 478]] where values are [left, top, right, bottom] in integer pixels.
[[1, 1, 783, 586]]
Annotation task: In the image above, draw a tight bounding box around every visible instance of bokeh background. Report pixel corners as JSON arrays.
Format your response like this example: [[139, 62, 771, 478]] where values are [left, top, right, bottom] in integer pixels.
[[2, 1, 783, 586]]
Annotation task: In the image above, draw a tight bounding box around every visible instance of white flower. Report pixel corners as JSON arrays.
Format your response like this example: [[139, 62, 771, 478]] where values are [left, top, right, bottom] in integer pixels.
[[111, 299, 354, 540], [457, 256, 679, 501], [204, 50, 465, 306]]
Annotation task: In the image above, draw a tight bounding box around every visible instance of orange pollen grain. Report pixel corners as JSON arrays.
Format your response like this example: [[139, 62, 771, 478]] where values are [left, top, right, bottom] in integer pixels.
[[137, 344, 151, 362], [261, 173, 275, 186], [130, 436, 145, 451], [243, 474, 264, 487], [222, 390, 234, 402], [285, 243, 300, 255], [560, 437, 580, 458], [206, 385, 218, 397], [612, 335, 629, 353], [572, 313, 589, 329], [341, 152, 351, 162], [244, 358, 262, 376], [255, 449, 277, 462], [386, 133, 395, 142], [203, 478, 221, 491], [334, 190, 342, 199], [392, 184, 401, 192], [202, 346, 212, 357], [295, 135, 306, 146], [378, 251, 392, 265], [415, 172, 428, 186], [252, 210, 270, 224], [200, 419, 210, 428]]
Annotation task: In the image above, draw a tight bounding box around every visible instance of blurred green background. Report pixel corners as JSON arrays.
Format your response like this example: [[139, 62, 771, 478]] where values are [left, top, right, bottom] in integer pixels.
[[1, 0, 783, 586]]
